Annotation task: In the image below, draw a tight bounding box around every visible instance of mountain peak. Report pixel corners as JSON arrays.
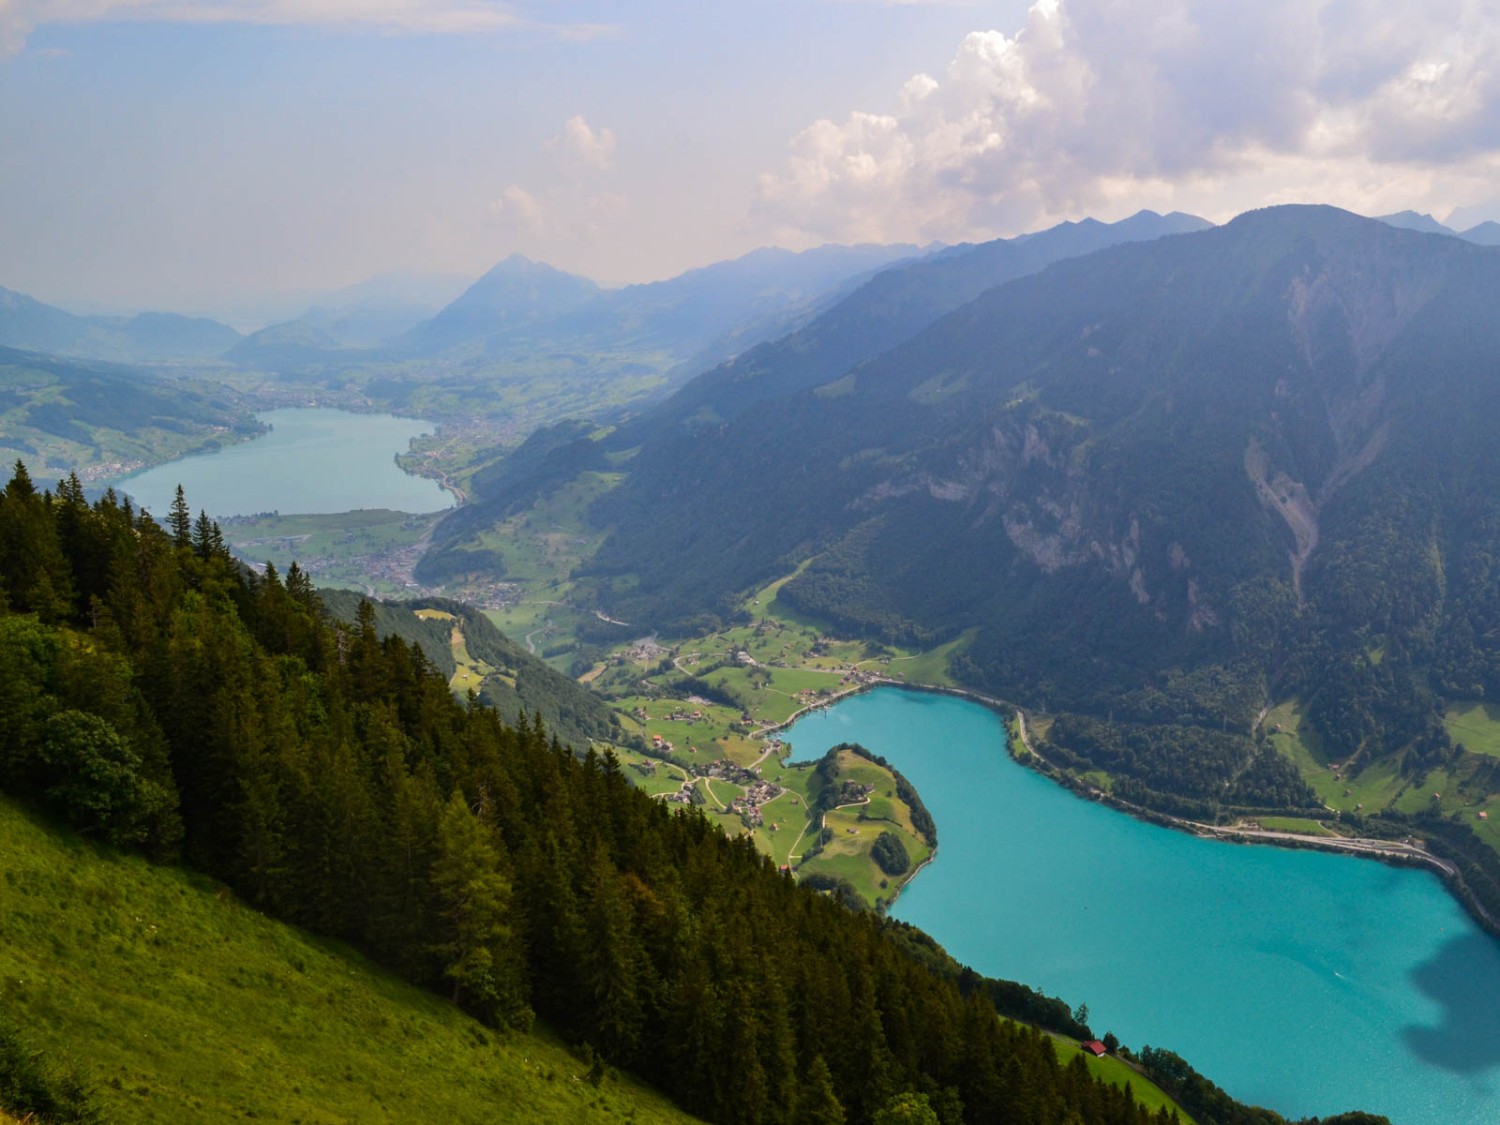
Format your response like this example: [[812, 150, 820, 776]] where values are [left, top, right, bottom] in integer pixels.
[[399, 254, 601, 352], [1376, 209, 1454, 236]]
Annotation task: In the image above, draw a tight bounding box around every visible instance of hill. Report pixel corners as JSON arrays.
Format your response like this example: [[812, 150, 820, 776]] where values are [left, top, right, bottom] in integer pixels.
[[398, 254, 603, 355], [0, 346, 259, 480], [317, 589, 623, 748], [0, 287, 241, 363], [226, 318, 345, 369], [0, 797, 697, 1124]]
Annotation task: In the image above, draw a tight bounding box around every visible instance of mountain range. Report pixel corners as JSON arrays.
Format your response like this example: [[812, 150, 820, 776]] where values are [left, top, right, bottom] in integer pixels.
[[424, 206, 1500, 824], [418, 208, 1211, 581], [0, 287, 243, 364], [1377, 209, 1500, 245]]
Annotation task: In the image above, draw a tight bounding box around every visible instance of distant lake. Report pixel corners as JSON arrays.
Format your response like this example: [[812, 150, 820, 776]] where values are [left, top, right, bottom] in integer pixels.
[[116, 408, 451, 518], [783, 688, 1500, 1125]]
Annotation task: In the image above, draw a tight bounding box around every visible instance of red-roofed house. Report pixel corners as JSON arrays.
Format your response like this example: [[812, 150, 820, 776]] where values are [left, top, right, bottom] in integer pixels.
[[1082, 1040, 1107, 1058]]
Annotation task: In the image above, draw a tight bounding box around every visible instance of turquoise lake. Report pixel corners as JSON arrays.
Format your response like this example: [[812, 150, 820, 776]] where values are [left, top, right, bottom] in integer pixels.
[[115, 408, 451, 518], [782, 688, 1500, 1125]]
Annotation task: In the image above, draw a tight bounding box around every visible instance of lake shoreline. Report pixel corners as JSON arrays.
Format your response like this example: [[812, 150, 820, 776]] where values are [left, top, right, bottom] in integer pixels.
[[110, 407, 451, 520], [787, 685, 1500, 1122], [789, 678, 1500, 943]]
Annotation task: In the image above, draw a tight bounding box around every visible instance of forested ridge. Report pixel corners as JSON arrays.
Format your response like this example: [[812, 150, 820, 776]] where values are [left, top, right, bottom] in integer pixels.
[[0, 462, 1287, 1125], [316, 588, 621, 749]]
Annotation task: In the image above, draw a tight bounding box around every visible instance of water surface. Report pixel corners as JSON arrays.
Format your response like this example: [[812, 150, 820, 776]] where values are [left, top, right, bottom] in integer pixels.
[[116, 408, 449, 518], [783, 687, 1500, 1125]]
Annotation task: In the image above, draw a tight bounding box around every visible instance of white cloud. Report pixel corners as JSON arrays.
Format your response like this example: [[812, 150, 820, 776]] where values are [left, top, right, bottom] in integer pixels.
[[755, 0, 1500, 243], [0, 0, 610, 57], [489, 183, 545, 232], [548, 114, 617, 172]]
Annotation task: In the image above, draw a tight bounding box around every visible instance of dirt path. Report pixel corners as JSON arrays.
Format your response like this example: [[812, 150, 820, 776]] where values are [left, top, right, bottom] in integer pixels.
[[788, 796, 869, 863]]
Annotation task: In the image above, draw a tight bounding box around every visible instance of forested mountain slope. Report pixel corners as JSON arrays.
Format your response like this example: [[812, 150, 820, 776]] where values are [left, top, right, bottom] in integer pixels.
[[419, 211, 1208, 580], [624, 210, 1210, 442], [579, 206, 1500, 782], [0, 464, 1292, 1125], [318, 588, 621, 747]]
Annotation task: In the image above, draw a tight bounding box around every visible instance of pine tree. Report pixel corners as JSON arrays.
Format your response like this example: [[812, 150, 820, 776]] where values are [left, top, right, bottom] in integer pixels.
[[169, 484, 192, 548], [793, 1055, 845, 1125], [429, 790, 532, 1029], [192, 510, 215, 558]]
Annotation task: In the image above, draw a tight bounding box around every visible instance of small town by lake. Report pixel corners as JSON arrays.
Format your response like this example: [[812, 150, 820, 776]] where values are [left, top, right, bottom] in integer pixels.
[[783, 687, 1500, 1125], [115, 408, 451, 519]]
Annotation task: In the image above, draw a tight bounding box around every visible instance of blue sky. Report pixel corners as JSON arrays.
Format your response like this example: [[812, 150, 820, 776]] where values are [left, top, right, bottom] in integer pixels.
[[3, 1, 1500, 318]]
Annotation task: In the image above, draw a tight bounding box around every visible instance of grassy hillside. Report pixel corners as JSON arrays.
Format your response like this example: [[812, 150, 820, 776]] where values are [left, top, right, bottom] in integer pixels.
[[0, 797, 697, 1125], [317, 589, 622, 747], [0, 347, 257, 481]]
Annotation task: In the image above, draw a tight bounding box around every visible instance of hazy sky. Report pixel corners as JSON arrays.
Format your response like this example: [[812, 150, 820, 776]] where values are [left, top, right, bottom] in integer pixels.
[[4, 0, 1500, 316]]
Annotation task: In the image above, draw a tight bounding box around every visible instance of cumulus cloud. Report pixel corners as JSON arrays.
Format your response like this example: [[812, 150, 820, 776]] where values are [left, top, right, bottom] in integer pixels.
[[0, 0, 609, 57], [755, 0, 1500, 243], [489, 183, 545, 232], [548, 114, 618, 172]]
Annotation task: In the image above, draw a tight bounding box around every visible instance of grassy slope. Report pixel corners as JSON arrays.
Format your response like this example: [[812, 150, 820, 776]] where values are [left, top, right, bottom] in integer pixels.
[[795, 749, 933, 906], [1445, 702, 1500, 759], [0, 797, 697, 1125], [1264, 698, 1500, 861], [1050, 1039, 1195, 1123]]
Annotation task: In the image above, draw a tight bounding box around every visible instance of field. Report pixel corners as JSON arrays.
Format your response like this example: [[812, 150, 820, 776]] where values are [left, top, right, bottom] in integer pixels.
[[1050, 1039, 1195, 1123], [576, 565, 968, 908], [1445, 701, 1500, 759], [220, 509, 442, 598], [1269, 698, 1500, 851], [1255, 816, 1336, 837], [792, 749, 934, 907], [1265, 699, 1406, 813], [413, 608, 496, 693], [0, 798, 697, 1125]]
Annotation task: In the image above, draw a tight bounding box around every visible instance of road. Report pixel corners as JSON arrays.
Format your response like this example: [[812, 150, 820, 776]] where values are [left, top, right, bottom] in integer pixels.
[[1012, 706, 1495, 927]]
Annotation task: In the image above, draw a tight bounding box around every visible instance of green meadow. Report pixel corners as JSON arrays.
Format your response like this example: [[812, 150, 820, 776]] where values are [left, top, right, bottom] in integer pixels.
[[1050, 1039, 1194, 1123], [1445, 701, 1500, 759], [1255, 817, 1336, 837], [1269, 698, 1500, 851], [0, 798, 697, 1125]]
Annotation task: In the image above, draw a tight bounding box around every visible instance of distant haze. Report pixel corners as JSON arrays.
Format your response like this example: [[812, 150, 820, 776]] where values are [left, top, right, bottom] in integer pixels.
[[6, 1, 1500, 312]]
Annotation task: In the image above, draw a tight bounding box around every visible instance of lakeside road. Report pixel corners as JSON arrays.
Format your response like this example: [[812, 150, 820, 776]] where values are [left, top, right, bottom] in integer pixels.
[[1008, 702, 1498, 932], [705, 657, 1499, 934]]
